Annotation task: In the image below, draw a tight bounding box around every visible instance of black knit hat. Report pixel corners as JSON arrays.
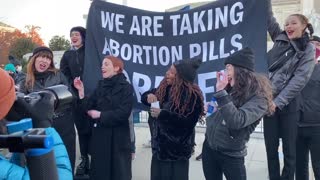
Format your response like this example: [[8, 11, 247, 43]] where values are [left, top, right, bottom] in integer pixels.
[[311, 35, 320, 43], [224, 47, 255, 72], [32, 46, 53, 57], [174, 58, 202, 82], [70, 26, 86, 42]]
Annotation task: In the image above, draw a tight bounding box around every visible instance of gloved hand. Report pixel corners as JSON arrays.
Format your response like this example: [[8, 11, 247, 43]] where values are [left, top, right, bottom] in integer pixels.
[[27, 91, 55, 128], [6, 91, 55, 128]]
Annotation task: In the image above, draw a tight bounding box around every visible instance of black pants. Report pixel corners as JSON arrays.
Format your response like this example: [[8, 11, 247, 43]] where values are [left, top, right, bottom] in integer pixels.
[[202, 140, 246, 180], [148, 115, 155, 138], [264, 111, 299, 180], [79, 133, 91, 156], [296, 126, 320, 180], [151, 154, 189, 180], [73, 106, 91, 157], [53, 111, 76, 174]]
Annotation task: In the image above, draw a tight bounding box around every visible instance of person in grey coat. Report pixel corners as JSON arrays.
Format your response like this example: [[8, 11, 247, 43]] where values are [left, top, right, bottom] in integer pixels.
[[202, 47, 273, 180], [264, 1, 316, 180]]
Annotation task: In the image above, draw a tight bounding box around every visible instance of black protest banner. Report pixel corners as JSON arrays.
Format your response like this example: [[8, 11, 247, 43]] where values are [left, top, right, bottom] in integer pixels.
[[83, 0, 267, 110]]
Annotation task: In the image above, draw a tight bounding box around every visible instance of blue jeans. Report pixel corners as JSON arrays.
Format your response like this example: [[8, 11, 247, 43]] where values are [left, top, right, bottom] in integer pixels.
[[202, 140, 246, 180]]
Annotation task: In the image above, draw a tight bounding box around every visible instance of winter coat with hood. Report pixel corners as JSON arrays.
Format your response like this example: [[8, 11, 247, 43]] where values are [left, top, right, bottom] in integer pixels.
[[205, 88, 268, 157], [80, 73, 134, 180], [267, 0, 315, 111], [141, 86, 203, 161]]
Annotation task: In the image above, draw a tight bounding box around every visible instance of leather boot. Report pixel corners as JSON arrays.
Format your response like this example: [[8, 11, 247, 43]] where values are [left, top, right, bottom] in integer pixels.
[[75, 156, 89, 176]]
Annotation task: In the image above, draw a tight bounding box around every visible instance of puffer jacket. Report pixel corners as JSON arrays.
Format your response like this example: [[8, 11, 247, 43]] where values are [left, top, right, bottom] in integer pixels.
[[0, 128, 72, 180], [205, 90, 268, 157], [267, 0, 315, 110]]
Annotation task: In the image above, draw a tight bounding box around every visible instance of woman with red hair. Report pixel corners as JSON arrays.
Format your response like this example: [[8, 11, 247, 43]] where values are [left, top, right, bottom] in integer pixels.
[[74, 55, 134, 180]]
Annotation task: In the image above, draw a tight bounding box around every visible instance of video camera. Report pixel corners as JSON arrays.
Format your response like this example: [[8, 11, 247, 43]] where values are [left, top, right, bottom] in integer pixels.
[[0, 85, 73, 180], [6, 84, 73, 128]]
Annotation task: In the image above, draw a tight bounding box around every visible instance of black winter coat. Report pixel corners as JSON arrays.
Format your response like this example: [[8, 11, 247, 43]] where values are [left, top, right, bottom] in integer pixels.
[[80, 73, 134, 180], [60, 46, 85, 84], [300, 64, 320, 127], [141, 87, 202, 161], [60, 46, 91, 134]]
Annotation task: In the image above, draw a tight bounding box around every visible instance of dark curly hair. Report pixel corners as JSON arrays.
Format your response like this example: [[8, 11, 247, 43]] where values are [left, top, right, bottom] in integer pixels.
[[156, 73, 205, 118], [228, 66, 274, 115]]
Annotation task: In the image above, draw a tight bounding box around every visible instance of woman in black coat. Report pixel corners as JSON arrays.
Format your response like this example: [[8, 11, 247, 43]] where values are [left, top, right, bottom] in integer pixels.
[[74, 55, 134, 180], [19, 46, 76, 173], [60, 26, 91, 175], [141, 58, 205, 180]]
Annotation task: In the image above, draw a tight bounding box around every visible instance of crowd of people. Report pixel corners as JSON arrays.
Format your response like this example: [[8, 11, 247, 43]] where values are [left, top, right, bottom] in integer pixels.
[[1, 0, 320, 180]]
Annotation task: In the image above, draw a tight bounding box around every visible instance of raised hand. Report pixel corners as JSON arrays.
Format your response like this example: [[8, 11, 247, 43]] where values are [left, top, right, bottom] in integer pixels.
[[216, 71, 229, 91], [147, 94, 158, 104], [73, 77, 84, 98], [73, 77, 83, 91]]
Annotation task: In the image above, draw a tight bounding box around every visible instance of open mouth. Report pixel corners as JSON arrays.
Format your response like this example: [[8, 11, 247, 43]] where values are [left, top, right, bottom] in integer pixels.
[[102, 70, 107, 76], [286, 30, 294, 36], [39, 63, 48, 70]]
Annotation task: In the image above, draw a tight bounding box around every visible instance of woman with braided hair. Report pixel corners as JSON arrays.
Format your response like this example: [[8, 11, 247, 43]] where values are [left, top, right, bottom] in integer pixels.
[[141, 58, 205, 180]]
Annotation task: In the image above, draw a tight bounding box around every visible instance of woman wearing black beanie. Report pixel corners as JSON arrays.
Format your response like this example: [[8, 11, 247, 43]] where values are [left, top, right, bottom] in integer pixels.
[[202, 47, 273, 180], [60, 26, 90, 176]]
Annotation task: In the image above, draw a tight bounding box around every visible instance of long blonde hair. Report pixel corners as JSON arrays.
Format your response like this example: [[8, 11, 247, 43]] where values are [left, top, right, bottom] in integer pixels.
[[25, 50, 57, 90]]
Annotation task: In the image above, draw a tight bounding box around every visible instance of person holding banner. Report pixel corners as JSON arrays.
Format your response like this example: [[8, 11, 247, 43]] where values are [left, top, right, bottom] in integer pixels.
[[264, 1, 316, 179], [74, 55, 134, 180], [141, 58, 205, 180], [202, 47, 273, 180]]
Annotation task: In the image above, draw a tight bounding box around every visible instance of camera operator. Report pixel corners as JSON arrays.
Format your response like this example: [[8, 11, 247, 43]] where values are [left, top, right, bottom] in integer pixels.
[[0, 68, 72, 179], [18, 46, 76, 173]]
